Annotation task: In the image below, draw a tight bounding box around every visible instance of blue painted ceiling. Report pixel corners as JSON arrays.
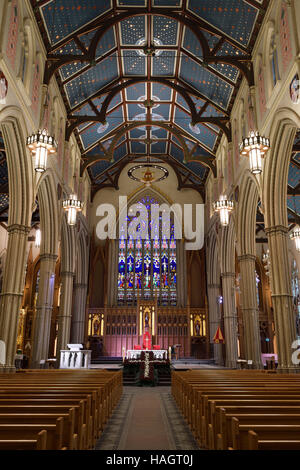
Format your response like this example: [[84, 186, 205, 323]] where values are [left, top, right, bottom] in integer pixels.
[[35, 0, 267, 189]]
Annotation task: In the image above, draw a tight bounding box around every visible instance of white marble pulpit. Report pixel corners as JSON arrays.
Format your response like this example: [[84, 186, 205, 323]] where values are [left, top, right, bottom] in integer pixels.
[[60, 343, 91, 369]]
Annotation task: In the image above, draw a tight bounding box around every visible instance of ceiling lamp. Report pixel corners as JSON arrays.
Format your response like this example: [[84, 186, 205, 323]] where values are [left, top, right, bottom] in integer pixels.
[[136, 38, 163, 57], [62, 194, 83, 226], [35, 228, 41, 248], [240, 131, 270, 174], [213, 196, 233, 227], [128, 164, 168, 187], [26, 129, 57, 173], [290, 226, 300, 252]]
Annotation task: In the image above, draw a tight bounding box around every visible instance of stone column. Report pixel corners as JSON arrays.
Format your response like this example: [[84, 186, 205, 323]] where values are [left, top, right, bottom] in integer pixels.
[[0, 224, 30, 372], [238, 254, 263, 368], [207, 283, 223, 365], [30, 254, 57, 369], [56, 271, 74, 360], [71, 283, 88, 344], [221, 272, 238, 368], [266, 225, 299, 372]]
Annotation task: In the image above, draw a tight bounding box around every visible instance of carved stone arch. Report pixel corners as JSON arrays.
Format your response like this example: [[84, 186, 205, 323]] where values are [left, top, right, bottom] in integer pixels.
[[61, 216, 76, 275], [0, 106, 34, 226], [237, 171, 260, 257], [0, 107, 34, 369], [37, 170, 60, 257], [262, 108, 300, 229]]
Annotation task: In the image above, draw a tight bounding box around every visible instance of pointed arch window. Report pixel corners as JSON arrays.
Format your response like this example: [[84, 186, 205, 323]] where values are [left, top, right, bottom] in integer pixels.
[[117, 195, 177, 306]]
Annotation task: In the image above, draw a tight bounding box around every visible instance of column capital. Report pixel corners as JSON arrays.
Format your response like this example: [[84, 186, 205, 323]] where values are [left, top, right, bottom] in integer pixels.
[[40, 253, 58, 262], [238, 254, 256, 262], [265, 225, 289, 236], [61, 271, 75, 278], [221, 272, 235, 279], [7, 224, 30, 235]]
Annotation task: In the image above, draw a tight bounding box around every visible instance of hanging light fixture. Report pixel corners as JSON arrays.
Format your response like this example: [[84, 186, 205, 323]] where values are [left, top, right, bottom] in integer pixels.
[[26, 129, 57, 172], [213, 195, 234, 227], [240, 131, 270, 174], [290, 226, 300, 252], [62, 194, 83, 226], [35, 228, 41, 248]]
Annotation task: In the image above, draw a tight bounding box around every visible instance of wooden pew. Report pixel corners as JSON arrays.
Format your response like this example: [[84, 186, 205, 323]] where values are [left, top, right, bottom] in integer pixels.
[[215, 412, 300, 450], [0, 412, 77, 450], [231, 419, 300, 450], [0, 370, 122, 450], [0, 420, 64, 450], [248, 431, 300, 450], [0, 430, 47, 450]]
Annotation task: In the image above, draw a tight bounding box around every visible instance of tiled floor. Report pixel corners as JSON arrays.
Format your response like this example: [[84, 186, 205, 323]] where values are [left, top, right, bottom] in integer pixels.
[[95, 386, 200, 450]]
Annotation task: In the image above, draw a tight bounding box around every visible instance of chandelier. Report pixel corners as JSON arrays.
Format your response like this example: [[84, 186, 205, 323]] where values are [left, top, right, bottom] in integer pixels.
[[62, 194, 83, 226], [128, 164, 168, 187], [213, 196, 234, 227], [240, 131, 270, 174], [290, 226, 300, 252], [26, 129, 57, 172]]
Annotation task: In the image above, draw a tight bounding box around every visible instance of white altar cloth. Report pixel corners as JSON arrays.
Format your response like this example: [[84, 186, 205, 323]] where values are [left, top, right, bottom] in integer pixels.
[[126, 349, 168, 360]]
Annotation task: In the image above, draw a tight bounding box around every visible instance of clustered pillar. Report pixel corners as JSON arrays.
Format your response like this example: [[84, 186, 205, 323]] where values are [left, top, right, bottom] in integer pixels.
[[0, 224, 30, 371], [207, 283, 223, 365], [30, 253, 57, 369], [238, 254, 263, 369], [221, 272, 239, 368], [71, 282, 88, 344], [266, 225, 298, 373], [56, 270, 74, 358]]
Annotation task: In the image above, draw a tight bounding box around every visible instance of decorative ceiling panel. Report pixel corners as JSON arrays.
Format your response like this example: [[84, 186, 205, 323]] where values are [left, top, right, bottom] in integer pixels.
[[179, 53, 234, 110], [187, 0, 259, 47], [288, 163, 300, 189], [41, 0, 112, 45], [65, 53, 119, 108], [35, 0, 269, 187], [153, 16, 179, 45], [120, 16, 146, 45], [152, 51, 176, 76]]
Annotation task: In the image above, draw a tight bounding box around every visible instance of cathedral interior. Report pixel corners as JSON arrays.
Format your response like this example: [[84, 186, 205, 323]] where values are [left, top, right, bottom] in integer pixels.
[[0, 0, 299, 453]]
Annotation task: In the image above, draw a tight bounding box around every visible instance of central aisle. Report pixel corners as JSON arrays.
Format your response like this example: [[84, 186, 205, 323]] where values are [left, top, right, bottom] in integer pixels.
[[95, 386, 199, 450]]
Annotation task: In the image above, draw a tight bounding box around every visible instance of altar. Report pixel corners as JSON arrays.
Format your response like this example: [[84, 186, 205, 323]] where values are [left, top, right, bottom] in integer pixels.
[[126, 349, 168, 360], [123, 349, 170, 386]]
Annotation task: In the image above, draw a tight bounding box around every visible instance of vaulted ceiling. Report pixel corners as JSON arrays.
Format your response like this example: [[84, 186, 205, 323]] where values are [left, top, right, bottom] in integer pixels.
[[32, 0, 269, 197]]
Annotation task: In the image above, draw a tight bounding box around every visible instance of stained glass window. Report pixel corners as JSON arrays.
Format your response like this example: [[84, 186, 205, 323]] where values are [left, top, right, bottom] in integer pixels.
[[117, 195, 177, 306]]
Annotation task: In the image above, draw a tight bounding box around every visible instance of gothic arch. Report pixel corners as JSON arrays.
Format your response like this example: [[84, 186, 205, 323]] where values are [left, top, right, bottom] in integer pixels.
[[237, 171, 260, 256], [37, 170, 60, 257], [0, 107, 34, 368], [0, 106, 34, 226], [262, 108, 300, 229]]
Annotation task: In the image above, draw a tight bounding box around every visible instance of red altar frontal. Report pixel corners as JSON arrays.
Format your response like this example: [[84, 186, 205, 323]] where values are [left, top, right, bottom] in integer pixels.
[[87, 301, 209, 359]]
